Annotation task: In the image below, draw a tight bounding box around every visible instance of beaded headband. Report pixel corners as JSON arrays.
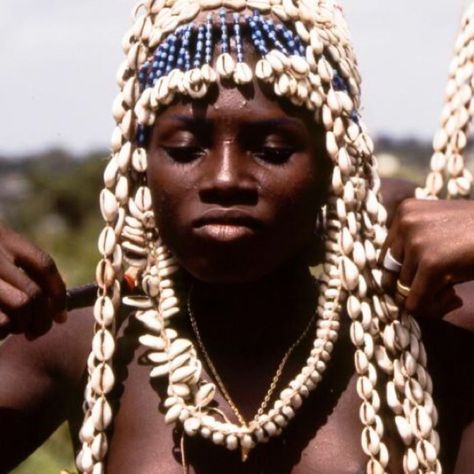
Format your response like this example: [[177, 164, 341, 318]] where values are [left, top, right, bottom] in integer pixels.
[[78, 1, 442, 473]]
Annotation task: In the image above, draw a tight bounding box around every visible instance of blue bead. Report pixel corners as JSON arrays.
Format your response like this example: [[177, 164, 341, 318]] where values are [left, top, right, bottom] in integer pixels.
[[332, 75, 347, 91]]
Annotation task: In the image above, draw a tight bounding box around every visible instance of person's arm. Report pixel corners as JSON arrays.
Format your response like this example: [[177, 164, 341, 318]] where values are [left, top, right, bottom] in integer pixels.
[[0, 307, 92, 471], [0, 222, 92, 469], [380, 198, 474, 322], [380, 178, 474, 332]]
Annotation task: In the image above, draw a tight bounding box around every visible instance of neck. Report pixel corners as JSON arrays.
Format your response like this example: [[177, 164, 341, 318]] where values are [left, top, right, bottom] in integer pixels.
[[187, 260, 317, 356]]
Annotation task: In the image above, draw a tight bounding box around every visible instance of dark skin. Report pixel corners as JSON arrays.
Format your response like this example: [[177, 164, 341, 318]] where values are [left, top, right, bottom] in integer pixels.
[[0, 78, 473, 473]]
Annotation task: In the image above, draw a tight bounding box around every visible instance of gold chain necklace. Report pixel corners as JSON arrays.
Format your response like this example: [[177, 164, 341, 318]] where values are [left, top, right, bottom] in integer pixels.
[[187, 285, 315, 430]]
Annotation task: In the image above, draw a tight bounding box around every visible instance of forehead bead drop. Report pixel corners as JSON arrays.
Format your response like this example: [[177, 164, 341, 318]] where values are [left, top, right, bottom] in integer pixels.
[[78, 2, 443, 473]]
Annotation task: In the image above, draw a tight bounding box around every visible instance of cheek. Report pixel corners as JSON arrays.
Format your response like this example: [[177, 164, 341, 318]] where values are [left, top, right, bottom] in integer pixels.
[[146, 157, 188, 237], [260, 163, 327, 254]]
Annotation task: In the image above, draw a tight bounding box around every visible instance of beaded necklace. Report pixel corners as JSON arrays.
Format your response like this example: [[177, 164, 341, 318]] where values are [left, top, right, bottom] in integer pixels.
[[187, 284, 316, 435]]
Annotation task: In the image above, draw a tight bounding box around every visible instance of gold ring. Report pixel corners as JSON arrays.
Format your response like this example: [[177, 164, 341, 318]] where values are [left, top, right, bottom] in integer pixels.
[[396, 279, 411, 297]]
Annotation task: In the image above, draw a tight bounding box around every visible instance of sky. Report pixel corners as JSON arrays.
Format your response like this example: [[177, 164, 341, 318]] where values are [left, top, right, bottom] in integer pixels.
[[0, 0, 467, 156]]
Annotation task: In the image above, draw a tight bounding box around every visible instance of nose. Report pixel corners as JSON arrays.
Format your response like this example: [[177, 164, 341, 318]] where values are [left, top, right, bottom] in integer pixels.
[[199, 141, 258, 206]]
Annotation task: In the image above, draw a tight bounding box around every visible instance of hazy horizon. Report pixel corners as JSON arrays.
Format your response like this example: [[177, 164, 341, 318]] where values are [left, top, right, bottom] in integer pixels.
[[0, 1, 467, 156]]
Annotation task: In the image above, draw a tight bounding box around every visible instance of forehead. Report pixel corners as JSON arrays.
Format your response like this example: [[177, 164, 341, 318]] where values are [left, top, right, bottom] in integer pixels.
[[154, 77, 313, 127]]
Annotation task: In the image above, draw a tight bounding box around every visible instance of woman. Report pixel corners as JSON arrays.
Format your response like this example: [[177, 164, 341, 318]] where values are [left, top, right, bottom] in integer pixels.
[[0, 1, 472, 473]]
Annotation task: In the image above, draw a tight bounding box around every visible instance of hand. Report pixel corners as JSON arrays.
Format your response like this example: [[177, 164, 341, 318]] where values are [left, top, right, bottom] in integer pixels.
[[0, 223, 67, 340], [380, 199, 474, 317]]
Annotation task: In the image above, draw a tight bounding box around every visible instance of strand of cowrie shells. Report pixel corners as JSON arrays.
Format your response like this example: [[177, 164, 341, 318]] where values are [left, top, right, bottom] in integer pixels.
[[353, 124, 442, 473], [75, 5, 158, 472], [363, 146, 442, 472], [417, 2, 474, 199], [76, 0, 443, 472]]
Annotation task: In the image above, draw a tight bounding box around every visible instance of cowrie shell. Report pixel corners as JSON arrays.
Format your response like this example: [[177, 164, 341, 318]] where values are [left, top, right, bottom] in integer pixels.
[[111, 126, 123, 153], [92, 330, 116, 361], [255, 59, 273, 82], [91, 397, 113, 431], [201, 64, 217, 83], [91, 363, 115, 394], [247, 0, 271, 12], [132, 147, 148, 173], [165, 403, 183, 424], [234, 62, 253, 84], [115, 175, 129, 204], [139, 334, 167, 350], [290, 55, 310, 77], [195, 383, 216, 406], [171, 383, 191, 398], [95, 259, 115, 288], [150, 363, 170, 378], [100, 188, 119, 222], [170, 365, 196, 384], [169, 338, 193, 358], [135, 309, 162, 332], [123, 78, 139, 107], [271, 5, 289, 22], [216, 53, 235, 79], [98, 226, 117, 257], [93, 296, 115, 326]]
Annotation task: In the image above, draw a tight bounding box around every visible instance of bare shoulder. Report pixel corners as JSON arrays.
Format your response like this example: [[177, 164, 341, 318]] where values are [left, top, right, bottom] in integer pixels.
[[0, 307, 94, 470], [454, 419, 474, 473], [0, 305, 94, 387]]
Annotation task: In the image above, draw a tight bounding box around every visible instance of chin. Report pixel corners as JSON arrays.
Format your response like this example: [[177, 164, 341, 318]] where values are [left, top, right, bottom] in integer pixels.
[[181, 256, 276, 284]]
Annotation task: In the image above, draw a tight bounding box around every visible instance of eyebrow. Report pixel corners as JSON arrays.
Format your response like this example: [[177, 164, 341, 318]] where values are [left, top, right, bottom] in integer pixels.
[[163, 114, 305, 129]]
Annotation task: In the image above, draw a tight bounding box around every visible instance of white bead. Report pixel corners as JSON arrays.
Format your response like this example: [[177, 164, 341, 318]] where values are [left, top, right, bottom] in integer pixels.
[[226, 434, 239, 450], [184, 417, 201, 436]]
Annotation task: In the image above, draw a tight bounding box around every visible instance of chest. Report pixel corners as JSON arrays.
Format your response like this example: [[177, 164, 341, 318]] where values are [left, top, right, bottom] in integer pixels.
[[69, 320, 473, 474], [98, 347, 406, 474]]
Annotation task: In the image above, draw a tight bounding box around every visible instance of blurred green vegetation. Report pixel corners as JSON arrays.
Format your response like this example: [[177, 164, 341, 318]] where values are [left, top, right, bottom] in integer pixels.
[[0, 138, 458, 473]]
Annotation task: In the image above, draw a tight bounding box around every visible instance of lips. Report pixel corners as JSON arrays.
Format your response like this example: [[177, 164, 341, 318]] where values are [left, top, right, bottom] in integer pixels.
[[192, 208, 263, 242]]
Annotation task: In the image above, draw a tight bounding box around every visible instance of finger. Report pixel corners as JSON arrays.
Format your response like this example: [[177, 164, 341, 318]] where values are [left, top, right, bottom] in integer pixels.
[[0, 257, 43, 306], [0, 279, 32, 333], [0, 310, 10, 329], [405, 261, 446, 314], [0, 258, 53, 334], [418, 286, 462, 319], [0, 310, 11, 340], [7, 239, 67, 316], [379, 218, 400, 266], [25, 299, 54, 340]]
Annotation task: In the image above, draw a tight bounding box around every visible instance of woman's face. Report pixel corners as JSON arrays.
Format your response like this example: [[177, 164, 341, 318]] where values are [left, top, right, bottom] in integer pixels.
[[147, 77, 330, 283]]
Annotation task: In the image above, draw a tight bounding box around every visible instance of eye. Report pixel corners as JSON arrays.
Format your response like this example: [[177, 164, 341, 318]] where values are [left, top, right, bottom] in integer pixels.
[[163, 146, 206, 164], [253, 146, 295, 165]]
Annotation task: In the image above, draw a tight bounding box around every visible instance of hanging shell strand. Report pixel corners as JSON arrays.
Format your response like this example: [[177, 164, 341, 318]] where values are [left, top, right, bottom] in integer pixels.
[[77, 1, 442, 473], [418, 3, 474, 199]]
